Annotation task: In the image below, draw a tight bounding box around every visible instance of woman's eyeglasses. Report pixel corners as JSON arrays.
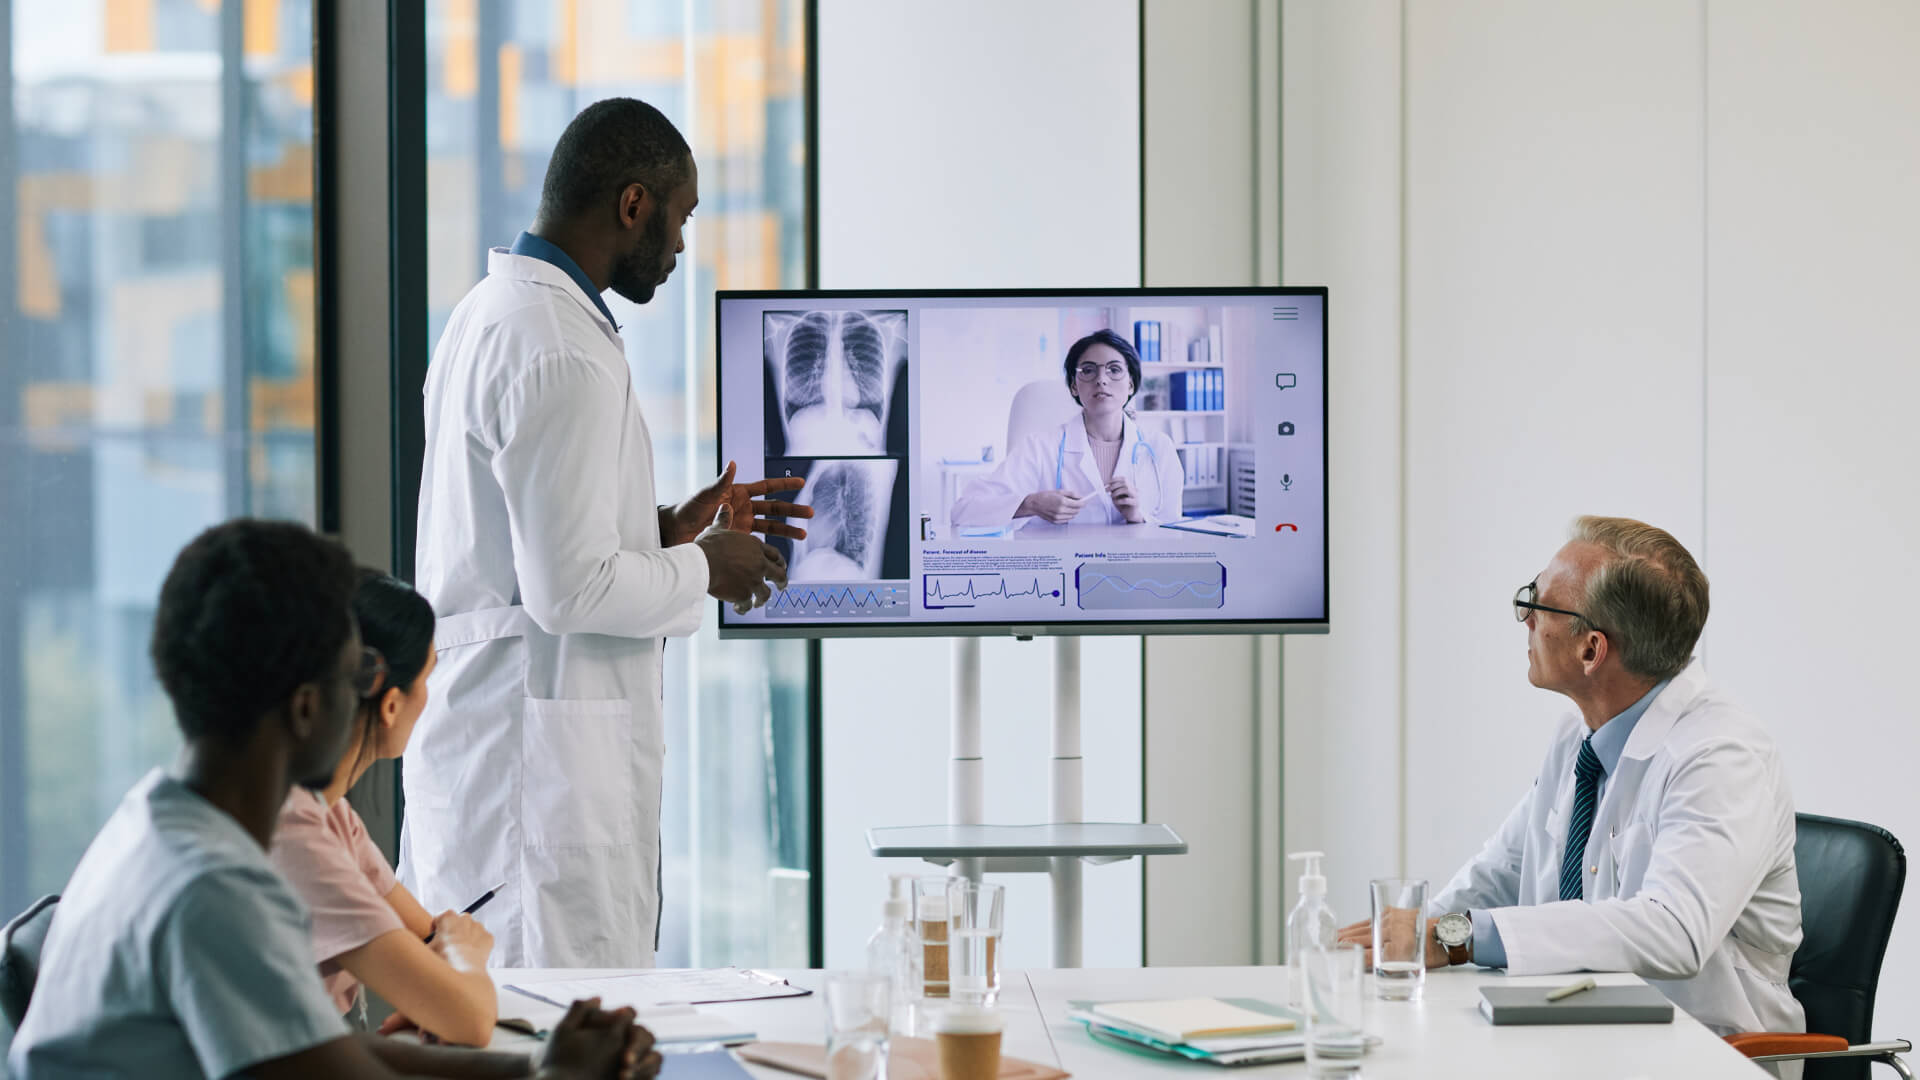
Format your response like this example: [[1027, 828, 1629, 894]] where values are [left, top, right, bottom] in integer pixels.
[[1074, 362, 1129, 383]]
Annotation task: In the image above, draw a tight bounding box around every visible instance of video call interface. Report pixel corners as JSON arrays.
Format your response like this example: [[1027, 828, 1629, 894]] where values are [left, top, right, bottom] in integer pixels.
[[716, 291, 1327, 632]]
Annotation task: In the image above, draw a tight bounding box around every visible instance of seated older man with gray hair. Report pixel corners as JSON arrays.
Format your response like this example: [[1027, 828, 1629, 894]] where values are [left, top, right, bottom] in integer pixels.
[[1340, 516, 1803, 1057]]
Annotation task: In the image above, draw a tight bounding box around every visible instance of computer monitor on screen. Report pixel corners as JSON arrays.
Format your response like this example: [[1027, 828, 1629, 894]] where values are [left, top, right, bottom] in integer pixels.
[[715, 287, 1327, 638]]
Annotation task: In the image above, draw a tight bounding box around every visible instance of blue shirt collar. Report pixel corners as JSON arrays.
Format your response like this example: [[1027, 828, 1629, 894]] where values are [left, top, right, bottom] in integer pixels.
[[509, 230, 620, 331], [1587, 677, 1673, 776]]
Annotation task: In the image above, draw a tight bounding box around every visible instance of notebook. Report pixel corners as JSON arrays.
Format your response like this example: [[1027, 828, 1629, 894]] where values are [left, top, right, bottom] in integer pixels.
[[1087, 997, 1296, 1044], [1479, 984, 1676, 1025]]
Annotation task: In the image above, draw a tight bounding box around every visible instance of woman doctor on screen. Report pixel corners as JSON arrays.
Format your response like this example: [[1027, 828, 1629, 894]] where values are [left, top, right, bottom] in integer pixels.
[[951, 329, 1184, 532]]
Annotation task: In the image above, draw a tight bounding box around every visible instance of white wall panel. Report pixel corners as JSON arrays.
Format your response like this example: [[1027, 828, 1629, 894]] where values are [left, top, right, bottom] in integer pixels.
[[1704, 0, 1920, 1037], [1279, 0, 1406, 927], [1400, 1, 1706, 889], [1144, 0, 1255, 286], [816, 0, 1143, 967], [818, 0, 1138, 290]]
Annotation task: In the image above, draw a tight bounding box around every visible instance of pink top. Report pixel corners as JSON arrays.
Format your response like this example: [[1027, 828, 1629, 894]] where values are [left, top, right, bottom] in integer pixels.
[[270, 788, 408, 1014]]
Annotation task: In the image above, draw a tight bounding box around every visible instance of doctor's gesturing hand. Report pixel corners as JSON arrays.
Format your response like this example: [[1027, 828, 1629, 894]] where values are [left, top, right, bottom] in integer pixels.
[[1107, 475, 1146, 524], [1017, 489, 1091, 525], [660, 460, 812, 546], [696, 504, 788, 611]]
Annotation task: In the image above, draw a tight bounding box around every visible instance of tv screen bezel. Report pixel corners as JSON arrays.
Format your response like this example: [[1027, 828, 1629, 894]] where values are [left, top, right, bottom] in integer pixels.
[[713, 285, 1328, 640]]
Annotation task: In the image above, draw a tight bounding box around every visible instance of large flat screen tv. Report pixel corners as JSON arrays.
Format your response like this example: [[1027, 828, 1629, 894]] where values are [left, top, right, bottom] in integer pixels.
[[715, 288, 1327, 638]]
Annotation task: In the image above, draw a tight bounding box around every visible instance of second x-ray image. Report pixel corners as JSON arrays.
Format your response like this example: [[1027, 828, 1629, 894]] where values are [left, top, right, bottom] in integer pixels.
[[764, 457, 910, 582], [763, 309, 909, 457]]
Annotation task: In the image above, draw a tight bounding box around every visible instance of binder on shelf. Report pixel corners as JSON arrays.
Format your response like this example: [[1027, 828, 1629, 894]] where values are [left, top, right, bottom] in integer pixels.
[[1133, 320, 1161, 364]]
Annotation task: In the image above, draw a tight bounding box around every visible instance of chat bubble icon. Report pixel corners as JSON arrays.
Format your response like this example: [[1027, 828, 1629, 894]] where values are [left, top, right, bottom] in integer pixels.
[[1276, 372, 1298, 390]]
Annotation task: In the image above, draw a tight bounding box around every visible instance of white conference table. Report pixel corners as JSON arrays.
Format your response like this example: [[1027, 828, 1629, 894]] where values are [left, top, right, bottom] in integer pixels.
[[489, 966, 1767, 1078]]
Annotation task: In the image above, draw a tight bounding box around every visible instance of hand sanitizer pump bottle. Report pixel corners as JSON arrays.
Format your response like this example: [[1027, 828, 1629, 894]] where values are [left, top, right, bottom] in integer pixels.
[[1286, 851, 1336, 1009], [866, 873, 923, 1034]]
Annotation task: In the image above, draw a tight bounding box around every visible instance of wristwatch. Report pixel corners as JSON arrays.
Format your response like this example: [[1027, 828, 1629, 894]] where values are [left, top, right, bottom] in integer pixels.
[[1433, 912, 1473, 966]]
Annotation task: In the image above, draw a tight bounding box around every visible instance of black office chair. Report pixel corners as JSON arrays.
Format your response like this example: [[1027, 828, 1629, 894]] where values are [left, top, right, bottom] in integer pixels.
[[1725, 815, 1911, 1078], [1, 895, 60, 1053]]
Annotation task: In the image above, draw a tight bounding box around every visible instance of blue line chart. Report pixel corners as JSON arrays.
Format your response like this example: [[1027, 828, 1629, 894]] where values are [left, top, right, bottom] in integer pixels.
[[765, 582, 910, 619], [923, 573, 1066, 611], [1076, 560, 1226, 611]]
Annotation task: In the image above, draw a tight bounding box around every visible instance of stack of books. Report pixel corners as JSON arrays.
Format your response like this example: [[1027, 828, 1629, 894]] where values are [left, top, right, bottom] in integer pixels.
[[1067, 996, 1314, 1067]]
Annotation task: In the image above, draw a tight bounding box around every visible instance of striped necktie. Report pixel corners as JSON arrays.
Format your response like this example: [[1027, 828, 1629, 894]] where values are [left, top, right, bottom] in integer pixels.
[[1558, 736, 1604, 902]]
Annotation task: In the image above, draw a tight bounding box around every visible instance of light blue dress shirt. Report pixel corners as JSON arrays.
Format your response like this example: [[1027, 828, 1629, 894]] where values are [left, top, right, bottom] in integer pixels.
[[510, 230, 620, 330], [1470, 677, 1673, 968]]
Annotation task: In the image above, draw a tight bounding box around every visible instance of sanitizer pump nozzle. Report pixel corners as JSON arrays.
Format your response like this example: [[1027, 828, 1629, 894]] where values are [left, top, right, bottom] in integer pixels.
[[1285, 851, 1337, 1008]]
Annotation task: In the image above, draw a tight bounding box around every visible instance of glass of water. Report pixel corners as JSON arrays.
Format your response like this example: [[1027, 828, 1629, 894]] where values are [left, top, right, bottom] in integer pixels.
[[823, 971, 892, 1080], [1304, 943, 1369, 1077], [1370, 877, 1428, 1001], [946, 879, 1005, 1006]]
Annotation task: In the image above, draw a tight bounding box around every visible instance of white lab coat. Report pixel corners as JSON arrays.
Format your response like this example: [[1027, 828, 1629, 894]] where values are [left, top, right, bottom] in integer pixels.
[[950, 414, 1184, 532], [1431, 659, 1805, 1042], [398, 249, 709, 968]]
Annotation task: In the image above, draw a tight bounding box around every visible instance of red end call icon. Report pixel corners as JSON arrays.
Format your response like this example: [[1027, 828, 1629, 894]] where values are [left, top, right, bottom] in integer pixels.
[[1275, 523, 1299, 533]]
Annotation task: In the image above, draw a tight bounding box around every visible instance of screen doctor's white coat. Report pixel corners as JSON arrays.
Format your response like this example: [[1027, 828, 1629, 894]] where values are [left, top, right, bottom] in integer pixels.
[[399, 249, 708, 968], [950, 413, 1184, 532], [1430, 660, 1804, 1043]]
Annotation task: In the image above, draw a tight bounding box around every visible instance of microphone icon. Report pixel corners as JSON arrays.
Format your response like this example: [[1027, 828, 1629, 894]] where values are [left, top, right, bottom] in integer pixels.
[[1281, 473, 1293, 492]]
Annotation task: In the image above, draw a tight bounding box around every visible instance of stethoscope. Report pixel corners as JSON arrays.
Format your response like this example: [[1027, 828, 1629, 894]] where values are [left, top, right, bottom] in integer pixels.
[[1055, 418, 1165, 521]]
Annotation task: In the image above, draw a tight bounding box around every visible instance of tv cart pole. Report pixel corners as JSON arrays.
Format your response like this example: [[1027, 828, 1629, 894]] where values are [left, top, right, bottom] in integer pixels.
[[866, 635, 1187, 967]]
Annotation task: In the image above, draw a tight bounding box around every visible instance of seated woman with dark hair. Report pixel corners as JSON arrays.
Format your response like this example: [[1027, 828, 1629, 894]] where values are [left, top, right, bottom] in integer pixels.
[[269, 570, 496, 1046]]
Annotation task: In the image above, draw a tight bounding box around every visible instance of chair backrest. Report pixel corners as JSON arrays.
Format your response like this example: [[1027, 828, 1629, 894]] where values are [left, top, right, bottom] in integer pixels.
[[1792, 814, 1905, 1080], [1005, 379, 1080, 460], [1, 894, 60, 1049]]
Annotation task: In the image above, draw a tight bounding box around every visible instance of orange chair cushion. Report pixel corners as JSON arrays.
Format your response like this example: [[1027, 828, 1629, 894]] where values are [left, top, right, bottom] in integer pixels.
[[1724, 1032, 1850, 1057]]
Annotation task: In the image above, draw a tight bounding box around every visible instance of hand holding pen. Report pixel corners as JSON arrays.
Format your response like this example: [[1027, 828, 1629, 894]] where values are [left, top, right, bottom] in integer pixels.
[[423, 880, 507, 945]]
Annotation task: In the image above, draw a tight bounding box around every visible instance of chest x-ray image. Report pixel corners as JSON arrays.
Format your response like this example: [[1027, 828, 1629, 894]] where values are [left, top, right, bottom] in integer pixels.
[[764, 457, 909, 582], [763, 309, 909, 457]]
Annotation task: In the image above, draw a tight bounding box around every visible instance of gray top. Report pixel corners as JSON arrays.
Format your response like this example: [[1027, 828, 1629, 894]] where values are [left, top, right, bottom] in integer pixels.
[[9, 770, 348, 1079]]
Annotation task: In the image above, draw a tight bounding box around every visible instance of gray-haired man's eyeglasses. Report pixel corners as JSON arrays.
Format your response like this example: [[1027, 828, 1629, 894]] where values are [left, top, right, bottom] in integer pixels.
[[1513, 581, 1603, 635]]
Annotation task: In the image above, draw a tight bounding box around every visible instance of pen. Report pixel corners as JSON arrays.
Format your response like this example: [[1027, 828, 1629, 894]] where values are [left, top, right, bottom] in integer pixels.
[[1545, 977, 1597, 1002], [424, 880, 509, 944]]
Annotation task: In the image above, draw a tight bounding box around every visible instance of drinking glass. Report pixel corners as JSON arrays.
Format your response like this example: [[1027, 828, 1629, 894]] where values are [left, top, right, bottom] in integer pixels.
[[1303, 943, 1369, 1077], [823, 971, 892, 1080], [1370, 877, 1428, 1001], [946, 879, 1005, 1006]]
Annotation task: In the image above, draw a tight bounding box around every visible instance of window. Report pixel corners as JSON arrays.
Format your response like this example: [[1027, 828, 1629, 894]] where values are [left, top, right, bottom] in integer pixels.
[[423, 0, 812, 966], [0, 0, 319, 914]]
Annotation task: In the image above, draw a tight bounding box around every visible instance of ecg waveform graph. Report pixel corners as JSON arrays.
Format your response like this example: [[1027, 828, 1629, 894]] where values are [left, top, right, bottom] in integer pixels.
[[1075, 560, 1226, 611], [765, 582, 910, 619], [923, 573, 1067, 611]]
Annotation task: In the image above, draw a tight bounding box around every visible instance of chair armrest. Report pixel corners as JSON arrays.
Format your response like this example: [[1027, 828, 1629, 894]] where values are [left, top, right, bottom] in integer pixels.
[[1725, 1033, 1848, 1057]]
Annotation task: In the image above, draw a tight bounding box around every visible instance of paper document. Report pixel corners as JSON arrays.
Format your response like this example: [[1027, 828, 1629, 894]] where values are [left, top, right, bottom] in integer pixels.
[[500, 989, 756, 1045], [510, 968, 810, 1007], [1160, 514, 1255, 539]]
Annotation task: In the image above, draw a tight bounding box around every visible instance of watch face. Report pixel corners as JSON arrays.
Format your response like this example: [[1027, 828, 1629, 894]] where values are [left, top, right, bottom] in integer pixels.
[[1436, 912, 1472, 947]]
